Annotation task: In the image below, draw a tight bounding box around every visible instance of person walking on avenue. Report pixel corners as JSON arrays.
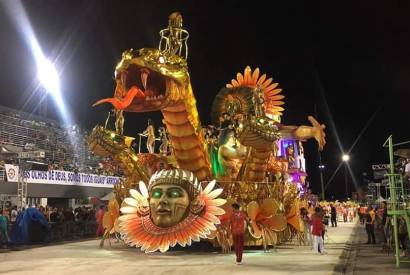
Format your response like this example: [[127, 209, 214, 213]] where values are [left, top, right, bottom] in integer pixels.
[[365, 206, 376, 244], [230, 203, 248, 265], [312, 207, 327, 254], [330, 204, 337, 227]]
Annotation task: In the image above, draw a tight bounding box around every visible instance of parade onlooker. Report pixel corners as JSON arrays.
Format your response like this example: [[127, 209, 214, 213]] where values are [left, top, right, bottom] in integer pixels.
[[380, 201, 388, 244], [0, 209, 10, 247], [398, 216, 408, 257], [365, 206, 376, 244], [10, 206, 18, 224], [230, 203, 248, 265]]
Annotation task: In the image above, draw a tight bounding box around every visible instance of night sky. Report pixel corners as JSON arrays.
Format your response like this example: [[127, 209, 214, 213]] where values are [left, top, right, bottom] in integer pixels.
[[1, 0, 409, 199]]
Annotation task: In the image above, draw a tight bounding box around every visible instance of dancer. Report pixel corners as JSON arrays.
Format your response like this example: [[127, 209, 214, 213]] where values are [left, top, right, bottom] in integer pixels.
[[230, 203, 249, 265], [143, 119, 156, 153], [158, 126, 169, 156], [95, 205, 105, 238]]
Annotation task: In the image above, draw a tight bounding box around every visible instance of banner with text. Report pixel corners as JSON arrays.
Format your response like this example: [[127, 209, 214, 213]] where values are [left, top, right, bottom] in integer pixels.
[[4, 165, 120, 188]]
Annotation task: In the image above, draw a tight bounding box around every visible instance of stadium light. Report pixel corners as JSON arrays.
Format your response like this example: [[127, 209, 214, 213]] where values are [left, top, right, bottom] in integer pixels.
[[1, 0, 70, 122], [342, 154, 350, 162], [37, 57, 60, 95]]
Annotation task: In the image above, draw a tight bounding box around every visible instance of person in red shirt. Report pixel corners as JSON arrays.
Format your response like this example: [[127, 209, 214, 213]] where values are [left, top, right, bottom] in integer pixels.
[[95, 205, 105, 237], [311, 207, 326, 254], [230, 203, 248, 265]]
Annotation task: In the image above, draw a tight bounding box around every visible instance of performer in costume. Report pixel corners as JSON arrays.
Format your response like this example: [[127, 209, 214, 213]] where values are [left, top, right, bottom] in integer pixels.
[[230, 203, 249, 264], [158, 126, 169, 156], [143, 119, 155, 153]]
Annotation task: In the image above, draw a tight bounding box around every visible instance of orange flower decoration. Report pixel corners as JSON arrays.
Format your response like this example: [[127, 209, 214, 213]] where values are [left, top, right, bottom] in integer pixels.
[[246, 199, 287, 248], [226, 66, 285, 116], [119, 179, 226, 253], [286, 199, 304, 232]]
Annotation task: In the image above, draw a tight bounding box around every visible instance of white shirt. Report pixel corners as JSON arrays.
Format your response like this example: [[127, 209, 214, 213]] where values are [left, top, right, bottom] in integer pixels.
[[405, 162, 410, 174], [11, 209, 18, 222]]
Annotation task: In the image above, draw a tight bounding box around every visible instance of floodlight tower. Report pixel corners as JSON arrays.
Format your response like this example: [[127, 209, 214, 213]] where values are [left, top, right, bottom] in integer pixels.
[[37, 57, 59, 118]]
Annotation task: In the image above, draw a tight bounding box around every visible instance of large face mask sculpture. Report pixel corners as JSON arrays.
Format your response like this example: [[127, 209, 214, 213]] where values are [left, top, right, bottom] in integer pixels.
[[118, 169, 226, 253], [149, 184, 190, 227]]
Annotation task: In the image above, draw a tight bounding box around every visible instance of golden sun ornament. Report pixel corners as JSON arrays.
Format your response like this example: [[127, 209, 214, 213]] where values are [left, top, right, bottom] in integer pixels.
[[226, 66, 285, 116], [118, 177, 226, 253]]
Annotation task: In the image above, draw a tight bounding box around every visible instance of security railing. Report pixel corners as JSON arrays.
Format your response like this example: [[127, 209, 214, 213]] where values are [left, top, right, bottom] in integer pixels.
[[0, 169, 5, 181]]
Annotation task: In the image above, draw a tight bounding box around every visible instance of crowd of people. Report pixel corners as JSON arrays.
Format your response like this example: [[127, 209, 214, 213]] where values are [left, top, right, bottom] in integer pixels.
[[357, 201, 409, 258], [0, 203, 105, 248], [299, 202, 357, 255], [0, 107, 122, 178]]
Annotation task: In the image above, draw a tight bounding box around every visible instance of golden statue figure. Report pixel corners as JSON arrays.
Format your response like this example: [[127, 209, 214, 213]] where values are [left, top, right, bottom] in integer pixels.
[[104, 109, 115, 129], [114, 109, 124, 135], [159, 12, 189, 59], [253, 86, 265, 117], [286, 144, 296, 169]]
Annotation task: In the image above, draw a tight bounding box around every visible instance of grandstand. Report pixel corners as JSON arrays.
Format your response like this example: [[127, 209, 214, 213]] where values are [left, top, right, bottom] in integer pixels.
[[0, 105, 118, 175], [0, 105, 120, 208]]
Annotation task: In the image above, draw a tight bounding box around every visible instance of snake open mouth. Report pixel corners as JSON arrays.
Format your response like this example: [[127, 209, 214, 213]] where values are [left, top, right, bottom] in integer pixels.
[[93, 64, 168, 111]]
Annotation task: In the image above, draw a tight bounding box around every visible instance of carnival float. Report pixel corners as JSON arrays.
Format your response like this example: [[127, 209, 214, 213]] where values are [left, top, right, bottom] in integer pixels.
[[88, 12, 326, 253]]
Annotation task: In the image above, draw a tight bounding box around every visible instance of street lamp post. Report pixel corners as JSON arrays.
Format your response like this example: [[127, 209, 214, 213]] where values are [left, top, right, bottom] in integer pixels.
[[342, 154, 350, 199], [318, 161, 325, 200]]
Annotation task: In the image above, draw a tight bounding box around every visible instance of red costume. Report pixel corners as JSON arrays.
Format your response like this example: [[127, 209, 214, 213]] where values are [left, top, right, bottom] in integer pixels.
[[230, 211, 247, 263], [95, 208, 105, 237], [311, 215, 324, 236]]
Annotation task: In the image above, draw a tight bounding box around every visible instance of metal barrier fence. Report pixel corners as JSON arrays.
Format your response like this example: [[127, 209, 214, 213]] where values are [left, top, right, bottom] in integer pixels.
[[48, 220, 98, 242], [0, 169, 5, 181]]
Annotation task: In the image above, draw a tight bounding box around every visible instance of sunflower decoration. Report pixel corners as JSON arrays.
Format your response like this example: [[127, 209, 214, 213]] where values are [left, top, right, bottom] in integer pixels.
[[118, 169, 226, 253], [226, 66, 285, 117]]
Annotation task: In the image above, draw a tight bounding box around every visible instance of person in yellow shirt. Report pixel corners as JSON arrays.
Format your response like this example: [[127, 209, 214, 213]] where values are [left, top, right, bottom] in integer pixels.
[[365, 206, 376, 244]]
